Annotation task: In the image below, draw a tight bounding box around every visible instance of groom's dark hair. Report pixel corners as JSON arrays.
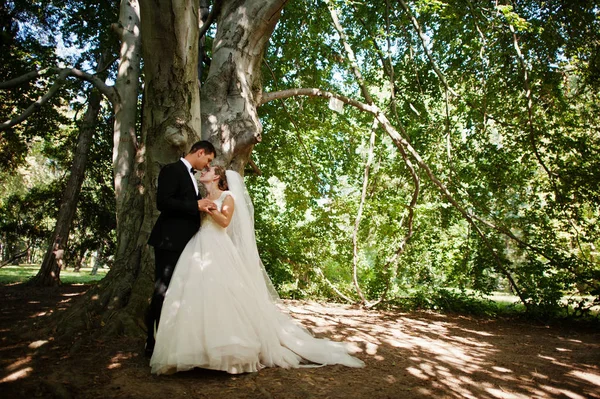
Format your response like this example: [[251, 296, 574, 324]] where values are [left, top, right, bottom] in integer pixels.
[[189, 140, 216, 156]]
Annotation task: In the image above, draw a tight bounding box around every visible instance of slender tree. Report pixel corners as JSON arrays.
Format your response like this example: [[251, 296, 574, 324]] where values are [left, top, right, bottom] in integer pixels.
[[29, 52, 114, 286]]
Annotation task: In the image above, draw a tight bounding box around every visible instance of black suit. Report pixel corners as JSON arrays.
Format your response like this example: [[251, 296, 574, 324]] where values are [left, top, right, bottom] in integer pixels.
[[146, 160, 201, 346]]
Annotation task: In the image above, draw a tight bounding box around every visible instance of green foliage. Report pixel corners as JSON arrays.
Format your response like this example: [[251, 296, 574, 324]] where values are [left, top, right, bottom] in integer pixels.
[[2, 0, 599, 320], [400, 288, 504, 316], [0, 1, 68, 170], [0, 126, 116, 269], [0, 0, 118, 272], [249, 0, 600, 318]]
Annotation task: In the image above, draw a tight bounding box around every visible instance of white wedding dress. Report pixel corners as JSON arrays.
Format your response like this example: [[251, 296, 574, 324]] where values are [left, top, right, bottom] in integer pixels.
[[150, 171, 364, 375]]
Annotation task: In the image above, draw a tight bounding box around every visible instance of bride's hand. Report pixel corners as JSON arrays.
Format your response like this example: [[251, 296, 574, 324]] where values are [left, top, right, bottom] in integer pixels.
[[207, 195, 234, 228], [198, 199, 216, 213]]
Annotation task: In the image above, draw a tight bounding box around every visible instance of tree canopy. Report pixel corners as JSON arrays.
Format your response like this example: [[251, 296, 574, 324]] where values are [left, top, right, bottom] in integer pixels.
[[1, 0, 599, 324]]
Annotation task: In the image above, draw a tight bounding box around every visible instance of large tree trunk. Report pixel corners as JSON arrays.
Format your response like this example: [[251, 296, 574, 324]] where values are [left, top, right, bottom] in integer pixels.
[[53, 0, 286, 339], [51, 0, 203, 337], [29, 53, 112, 287], [202, 0, 287, 172], [112, 0, 142, 220]]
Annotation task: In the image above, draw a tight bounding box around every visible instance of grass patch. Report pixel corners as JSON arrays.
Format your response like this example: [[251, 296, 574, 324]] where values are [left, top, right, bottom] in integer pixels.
[[383, 288, 598, 322], [0, 264, 108, 285]]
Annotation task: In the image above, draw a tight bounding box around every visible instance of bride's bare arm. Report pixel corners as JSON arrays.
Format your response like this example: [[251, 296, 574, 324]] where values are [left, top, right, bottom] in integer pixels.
[[207, 195, 235, 228]]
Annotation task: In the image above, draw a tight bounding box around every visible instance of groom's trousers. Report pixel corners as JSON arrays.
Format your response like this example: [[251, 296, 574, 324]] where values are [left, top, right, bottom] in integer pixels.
[[146, 248, 183, 344]]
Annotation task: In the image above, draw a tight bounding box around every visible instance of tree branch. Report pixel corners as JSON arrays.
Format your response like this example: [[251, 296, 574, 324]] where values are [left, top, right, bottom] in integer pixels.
[[260, 88, 376, 113], [314, 266, 356, 304], [508, 23, 556, 181], [0, 68, 51, 89], [329, 0, 426, 306], [198, 0, 222, 39], [65, 68, 118, 103], [96, 56, 118, 76], [364, 0, 420, 308], [0, 244, 32, 268], [384, 0, 398, 119], [0, 69, 70, 130], [327, 1, 373, 103], [506, 11, 586, 267], [351, 119, 378, 305], [248, 158, 262, 175], [350, 2, 394, 92], [368, 130, 420, 309], [263, 61, 324, 183], [0, 67, 118, 131], [1, 67, 116, 101], [398, 0, 521, 131], [397, 0, 460, 98]]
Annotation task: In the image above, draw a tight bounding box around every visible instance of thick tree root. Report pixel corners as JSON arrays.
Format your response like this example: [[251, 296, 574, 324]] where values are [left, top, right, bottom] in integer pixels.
[[27, 261, 153, 350]]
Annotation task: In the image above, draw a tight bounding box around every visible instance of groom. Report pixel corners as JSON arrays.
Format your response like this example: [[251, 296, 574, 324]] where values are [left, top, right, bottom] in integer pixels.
[[145, 140, 217, 356]]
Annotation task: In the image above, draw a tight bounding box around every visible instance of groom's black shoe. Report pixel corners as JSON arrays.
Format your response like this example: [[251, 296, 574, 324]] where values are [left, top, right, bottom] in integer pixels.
[[144, 338, 155, 358]]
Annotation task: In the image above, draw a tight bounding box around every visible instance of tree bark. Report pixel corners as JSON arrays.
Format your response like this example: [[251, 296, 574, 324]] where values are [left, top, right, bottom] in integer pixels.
[[73, 249, 86, 272], [52, 0, 287, 340], [201, 0, 288, 172], [112, 0, 142, 221], [29, 53, 112, 287]]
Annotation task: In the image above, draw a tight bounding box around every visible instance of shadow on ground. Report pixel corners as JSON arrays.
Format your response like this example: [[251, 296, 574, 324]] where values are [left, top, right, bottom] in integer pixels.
[[0, 284, 599, 398]]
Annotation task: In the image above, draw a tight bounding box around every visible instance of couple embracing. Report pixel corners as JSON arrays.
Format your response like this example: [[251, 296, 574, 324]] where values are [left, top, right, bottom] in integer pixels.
[[146, 141, 364, 375]]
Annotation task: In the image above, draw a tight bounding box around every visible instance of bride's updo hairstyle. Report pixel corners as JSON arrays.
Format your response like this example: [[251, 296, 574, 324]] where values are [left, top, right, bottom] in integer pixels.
[[213, 166, 228, 190]]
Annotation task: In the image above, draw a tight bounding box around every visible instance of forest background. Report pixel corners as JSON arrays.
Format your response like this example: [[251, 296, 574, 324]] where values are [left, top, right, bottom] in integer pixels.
[[1, 0, 599, 326]]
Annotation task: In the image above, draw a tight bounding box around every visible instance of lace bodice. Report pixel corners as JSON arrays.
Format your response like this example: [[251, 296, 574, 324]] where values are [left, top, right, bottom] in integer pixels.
[[212, 191, 232, 212]]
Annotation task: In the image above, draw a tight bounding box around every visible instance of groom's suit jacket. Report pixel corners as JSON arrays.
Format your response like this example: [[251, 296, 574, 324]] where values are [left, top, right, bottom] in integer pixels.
[[148, 160, 201, 252]]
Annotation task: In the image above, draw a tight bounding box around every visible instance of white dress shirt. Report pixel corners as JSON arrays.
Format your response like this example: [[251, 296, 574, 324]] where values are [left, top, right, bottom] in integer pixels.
[[180, 158, 199, 196]]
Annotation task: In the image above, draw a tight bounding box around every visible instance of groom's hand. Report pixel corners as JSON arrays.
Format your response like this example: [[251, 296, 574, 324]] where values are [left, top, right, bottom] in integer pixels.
[[198, 199, 217, 213]]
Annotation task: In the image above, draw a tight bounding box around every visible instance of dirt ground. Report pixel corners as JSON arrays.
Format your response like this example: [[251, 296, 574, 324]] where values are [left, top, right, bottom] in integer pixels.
[[0, 284, 599, 399]]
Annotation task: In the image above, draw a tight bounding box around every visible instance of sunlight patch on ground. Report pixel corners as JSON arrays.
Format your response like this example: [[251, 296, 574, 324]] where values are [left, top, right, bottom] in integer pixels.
[[108, 352, 136, 370], [5, 356, 31, 372], [530, 371, 549, 380], [557, 389, 589, 399], [568, 370, 600, 386], [460, 327, 495, 337], [555, 347, 572, 352], [538, 384, 589, 399], [29, 311, 50, 318], [28, 340, 48, 349], [298, 314, 333, 329], [406, 366, 428, 380], [484, 385, 529, 399], [537, 354, 571, 368], [0, 367, 33, 383], [281, 300, 599, 399]]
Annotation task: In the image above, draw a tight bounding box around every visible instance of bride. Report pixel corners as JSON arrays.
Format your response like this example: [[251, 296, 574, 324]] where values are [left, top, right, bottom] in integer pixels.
[[150, 166, 364, 375]]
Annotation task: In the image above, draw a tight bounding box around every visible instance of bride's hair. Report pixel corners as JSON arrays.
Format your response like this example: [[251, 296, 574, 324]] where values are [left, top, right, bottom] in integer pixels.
[[213, 166, 228, 190]]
